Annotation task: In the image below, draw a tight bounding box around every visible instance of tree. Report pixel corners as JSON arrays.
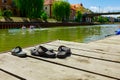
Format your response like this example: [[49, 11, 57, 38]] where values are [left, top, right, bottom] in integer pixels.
[[52, 1, 70, 22], [41, 11, 48, 22], [75, 10, 82, 22], [0, 10, 3, 16], [97, 16, 108, 23], [3, 10, 13, 17], [13, 0, 44, 18]]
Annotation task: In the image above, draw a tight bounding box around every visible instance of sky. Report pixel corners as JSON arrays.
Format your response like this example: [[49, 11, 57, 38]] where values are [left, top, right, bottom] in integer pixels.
[[68, 0, 120, 17]]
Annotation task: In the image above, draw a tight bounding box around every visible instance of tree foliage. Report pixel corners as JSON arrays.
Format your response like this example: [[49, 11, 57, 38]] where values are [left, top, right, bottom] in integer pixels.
[[41, 11, 48, 22], [52, 1, 70, 22], [13, 0, 44, 18], [97, 16, 108, 23], [0, 10, 3, 16], [75, 10, 82, 22], [3, 10, 13, 17]]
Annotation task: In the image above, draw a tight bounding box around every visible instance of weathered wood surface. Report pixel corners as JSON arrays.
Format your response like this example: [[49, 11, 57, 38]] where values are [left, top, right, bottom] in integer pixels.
[[44, 42, 120, 62], [0, 71, 19, 80], [0, 35, 120, 80], [0, 53, 114, 80], [49, 40, 120, 56]]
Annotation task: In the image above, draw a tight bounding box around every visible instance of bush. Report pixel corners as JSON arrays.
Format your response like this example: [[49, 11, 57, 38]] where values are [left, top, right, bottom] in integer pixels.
[[3, 10, 13, 17], [52, 1, 70, 22], [97, 16, 108, 23], [0, 10, 3, 16], [41, 12, 48, 21], [75, 10, 82, 22]]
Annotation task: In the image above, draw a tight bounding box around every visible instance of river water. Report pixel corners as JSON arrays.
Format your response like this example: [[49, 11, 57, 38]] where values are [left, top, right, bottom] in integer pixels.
[[0, 24, 119, 52]]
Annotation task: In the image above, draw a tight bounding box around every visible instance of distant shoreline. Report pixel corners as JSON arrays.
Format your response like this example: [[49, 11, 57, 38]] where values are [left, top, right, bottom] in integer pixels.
[[0, 22, 98, 29], [0, 21, 120, 29]]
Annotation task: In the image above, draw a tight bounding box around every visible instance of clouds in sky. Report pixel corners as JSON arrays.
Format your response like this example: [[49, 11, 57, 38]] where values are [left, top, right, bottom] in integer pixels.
[[89, 6, 120, 17], [89, 6, 120, 12], [89, 6, 120, 13]]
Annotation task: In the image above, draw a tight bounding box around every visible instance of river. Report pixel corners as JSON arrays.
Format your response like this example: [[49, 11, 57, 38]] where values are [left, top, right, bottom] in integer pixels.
[[0, 24, 119, 52]]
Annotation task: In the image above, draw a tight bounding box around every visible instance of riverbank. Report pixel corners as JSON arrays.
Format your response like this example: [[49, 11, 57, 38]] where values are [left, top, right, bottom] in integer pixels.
[[0, 17, 119, 29], [0, 17, 99, 29], [0, 22, 97, 29]]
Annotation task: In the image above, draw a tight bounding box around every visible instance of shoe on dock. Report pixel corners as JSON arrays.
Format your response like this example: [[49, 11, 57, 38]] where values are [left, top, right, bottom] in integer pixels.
[[57, 45, 72, 59], [11, 46, 27, 58], [30, 47, 40, 56], [31, 46, 56, 58]]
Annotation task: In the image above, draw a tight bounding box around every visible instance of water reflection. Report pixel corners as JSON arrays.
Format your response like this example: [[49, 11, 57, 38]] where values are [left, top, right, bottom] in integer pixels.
[[0, 24, 119, 52]]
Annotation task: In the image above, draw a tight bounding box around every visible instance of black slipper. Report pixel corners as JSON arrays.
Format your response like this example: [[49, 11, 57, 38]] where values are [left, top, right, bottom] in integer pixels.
[[30, 47, 40, 56], [57, 45, 72, 59], [31, 46, 56, 58]]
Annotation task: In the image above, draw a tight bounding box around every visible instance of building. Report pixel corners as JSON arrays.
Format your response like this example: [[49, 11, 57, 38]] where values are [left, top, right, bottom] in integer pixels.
[[0, 0, 91, 21], [70, 3, 91, 21], [0, 0, 12, 10], [69, 5, 76, 20], [43, 0, 86, 20], [44, 0, 54, 18], [43, 0, 64, 18], [0, 0, 19, 16]]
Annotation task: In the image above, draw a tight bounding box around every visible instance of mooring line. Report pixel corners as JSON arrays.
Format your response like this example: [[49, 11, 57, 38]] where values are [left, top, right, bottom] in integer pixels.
[[27, 55, 120, 80], [0, 68, 26, 80]]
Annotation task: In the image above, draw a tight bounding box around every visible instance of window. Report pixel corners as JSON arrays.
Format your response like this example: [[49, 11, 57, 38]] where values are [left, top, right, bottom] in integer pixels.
[[45, 7, 47, 10]]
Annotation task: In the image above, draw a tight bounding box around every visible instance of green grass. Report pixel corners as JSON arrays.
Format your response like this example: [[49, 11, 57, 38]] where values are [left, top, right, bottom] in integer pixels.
[[47, 18, 57, 22], [0, 16, 58, 22]]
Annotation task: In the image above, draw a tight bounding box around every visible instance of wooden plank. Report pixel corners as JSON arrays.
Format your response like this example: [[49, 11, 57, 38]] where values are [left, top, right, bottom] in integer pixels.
[[0, 71, 19, 80], [88, 35, 120, 54], [0, 53, 115, 80], [90, 35, 120, 44], [25, 47, 120, 79], [50, 40, 120, 56], [41, 44, 120, 63], [88, 42, 120, 53], [98, 35, 120, 41], [92, 39, 120, 45], [44, 41, 120, 62]]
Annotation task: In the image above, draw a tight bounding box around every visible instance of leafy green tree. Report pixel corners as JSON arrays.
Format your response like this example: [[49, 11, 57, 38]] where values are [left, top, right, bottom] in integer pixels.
[[3, 10, 13, 17], [0, 10, 3, 16], [41, 11, 48, 22], [75, 10, 82, 22], [13, 0, 44, 18], [97, 16, 108, 23], [52, 1, 70, 22]]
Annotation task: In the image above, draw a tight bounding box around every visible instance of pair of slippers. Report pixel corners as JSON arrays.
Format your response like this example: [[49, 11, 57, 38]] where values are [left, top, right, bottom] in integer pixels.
[[11, 46, 27, 58], [11, 45, 72, 59], [31, 45, 72, 59]]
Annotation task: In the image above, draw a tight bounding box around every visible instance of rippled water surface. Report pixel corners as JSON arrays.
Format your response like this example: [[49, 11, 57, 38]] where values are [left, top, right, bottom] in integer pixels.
[[0, 24, 119, 52]]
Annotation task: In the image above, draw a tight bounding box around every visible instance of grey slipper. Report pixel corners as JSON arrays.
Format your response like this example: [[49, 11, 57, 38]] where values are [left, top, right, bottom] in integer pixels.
[[11, 46, 27, 58], [30, 47, 40, 56], [37, 46, 56, 58]]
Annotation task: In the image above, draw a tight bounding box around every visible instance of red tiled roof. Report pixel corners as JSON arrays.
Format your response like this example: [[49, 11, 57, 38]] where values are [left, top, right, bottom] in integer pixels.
[[44, 0, 54, 5], [71, 4, 83, 9], [70, 5, 76, 11]]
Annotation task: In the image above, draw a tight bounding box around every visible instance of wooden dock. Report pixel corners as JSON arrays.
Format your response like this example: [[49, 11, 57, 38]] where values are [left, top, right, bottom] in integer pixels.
[[0, 35, 120, 80]]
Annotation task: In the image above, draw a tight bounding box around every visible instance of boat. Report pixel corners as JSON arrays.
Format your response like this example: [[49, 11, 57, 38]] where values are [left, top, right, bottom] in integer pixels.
[[115, 29, 120, 35]]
